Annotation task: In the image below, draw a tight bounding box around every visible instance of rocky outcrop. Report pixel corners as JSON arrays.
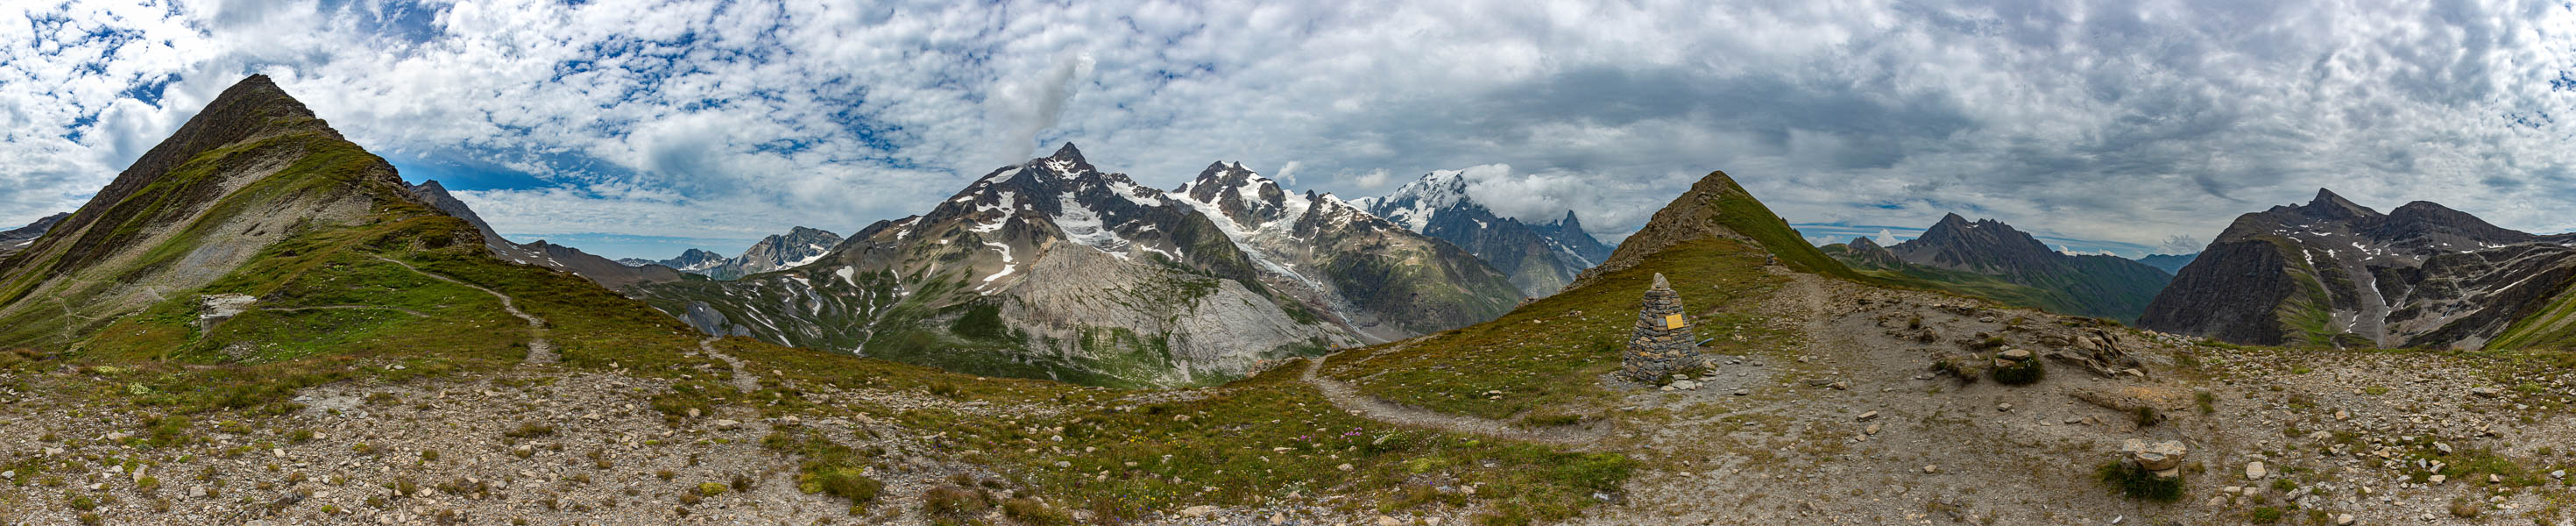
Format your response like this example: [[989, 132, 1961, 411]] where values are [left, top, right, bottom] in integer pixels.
[[2142, 188, 2576, 349]]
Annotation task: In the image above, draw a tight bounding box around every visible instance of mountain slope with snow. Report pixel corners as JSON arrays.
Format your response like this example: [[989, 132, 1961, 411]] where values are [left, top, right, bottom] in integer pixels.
[[628, 144, 1395, 387], [1172, 162, 1522, 339], [1355, 170, 1611, 297], [2142, 189, 2576, 349]]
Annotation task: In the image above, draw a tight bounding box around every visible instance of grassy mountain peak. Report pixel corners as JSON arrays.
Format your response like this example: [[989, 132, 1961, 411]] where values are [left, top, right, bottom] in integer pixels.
[[1575, 170, 1858, 288]]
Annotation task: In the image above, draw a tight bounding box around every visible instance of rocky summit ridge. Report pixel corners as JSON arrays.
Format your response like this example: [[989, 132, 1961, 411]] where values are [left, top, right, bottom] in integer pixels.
[[2142, 188, 2576, 349]]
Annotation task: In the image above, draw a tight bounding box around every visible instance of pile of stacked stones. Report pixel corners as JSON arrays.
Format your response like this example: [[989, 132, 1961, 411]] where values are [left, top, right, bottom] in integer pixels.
[[2121, 438, 2188, 479], [1621, 273, 1702, 384]]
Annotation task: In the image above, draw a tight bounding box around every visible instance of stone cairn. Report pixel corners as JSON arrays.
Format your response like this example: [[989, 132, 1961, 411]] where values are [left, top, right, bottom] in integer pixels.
[[2120, 438, 2188, 481], [1621, 273, 1702, 383]]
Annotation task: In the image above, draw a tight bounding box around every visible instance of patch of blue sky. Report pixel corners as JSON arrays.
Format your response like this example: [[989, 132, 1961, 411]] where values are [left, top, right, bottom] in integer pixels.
[[383, 147, 618, 192], [511, 232, 761, 261]]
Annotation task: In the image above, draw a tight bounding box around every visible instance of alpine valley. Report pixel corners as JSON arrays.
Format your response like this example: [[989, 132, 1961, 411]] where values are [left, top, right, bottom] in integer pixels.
[[1819, 214, 2172, 323]]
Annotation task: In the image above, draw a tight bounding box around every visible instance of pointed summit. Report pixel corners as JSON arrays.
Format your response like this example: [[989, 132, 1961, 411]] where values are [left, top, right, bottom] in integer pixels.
[[2302, 188, 2378, 219], [1575, 170, 1859, 288], [1049, 142, 1086, 162]]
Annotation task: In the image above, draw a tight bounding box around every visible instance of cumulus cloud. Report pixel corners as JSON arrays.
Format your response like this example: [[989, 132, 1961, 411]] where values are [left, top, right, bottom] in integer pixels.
[[2153, 235, 2206, 256], [1273, 160, 1300, 186], [1, 0, 2572, 259]]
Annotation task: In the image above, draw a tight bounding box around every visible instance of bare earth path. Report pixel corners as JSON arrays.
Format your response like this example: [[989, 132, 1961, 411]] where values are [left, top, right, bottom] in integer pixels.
[[372, 256, 556, 365], [699, 336, 761, 393], [1301, 349, 1610, 447]]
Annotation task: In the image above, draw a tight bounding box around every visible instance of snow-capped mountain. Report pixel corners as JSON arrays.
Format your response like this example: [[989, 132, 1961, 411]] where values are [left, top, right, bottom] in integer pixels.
[[637, 229, 842, 280], [1173, 161, 1523, 340], [2144, 188, 2576, 349], [629, 144, 1520, 387], [1355, 170, 1612, 297], [647, 249, 729, 274]]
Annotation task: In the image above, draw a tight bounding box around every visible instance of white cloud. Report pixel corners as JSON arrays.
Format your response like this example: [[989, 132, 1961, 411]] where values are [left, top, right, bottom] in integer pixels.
[[0, 0, 2570, 259], [1874, 229, 1899, 246], [1273, 160, 1300, 186]]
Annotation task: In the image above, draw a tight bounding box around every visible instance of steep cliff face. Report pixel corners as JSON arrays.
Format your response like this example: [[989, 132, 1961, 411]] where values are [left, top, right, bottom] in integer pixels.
[[2141, 188, 2576, 349]]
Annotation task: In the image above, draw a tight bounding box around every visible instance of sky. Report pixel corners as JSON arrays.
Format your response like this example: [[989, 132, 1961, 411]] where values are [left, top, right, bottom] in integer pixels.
[[4, 0, 2575, 260]]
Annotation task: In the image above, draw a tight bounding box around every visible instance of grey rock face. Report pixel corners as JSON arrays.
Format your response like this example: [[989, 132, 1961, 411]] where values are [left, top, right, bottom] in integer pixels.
[[2143, 188, 2576, 349]]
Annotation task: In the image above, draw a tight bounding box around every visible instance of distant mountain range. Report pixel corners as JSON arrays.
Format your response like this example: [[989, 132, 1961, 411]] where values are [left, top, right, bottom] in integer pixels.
[[2134, 252, 2197, 274], [404, 181, 682, 289], [2142, 189, 2576, 349], [625, 145, 1523, 387], [1355, 171, 1611, 297], [1820, 213, 2171, 323], [0, 212, 67, 257], [624, 227, 845, 281]]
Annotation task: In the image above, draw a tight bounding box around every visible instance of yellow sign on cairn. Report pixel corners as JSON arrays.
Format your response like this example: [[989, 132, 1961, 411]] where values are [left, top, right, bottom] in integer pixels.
[[1664, 314, 1687, 329]]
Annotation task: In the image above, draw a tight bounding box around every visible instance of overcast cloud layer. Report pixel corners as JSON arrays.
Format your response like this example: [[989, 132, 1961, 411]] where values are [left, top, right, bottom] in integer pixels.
[[4, 0, 2575, 259]]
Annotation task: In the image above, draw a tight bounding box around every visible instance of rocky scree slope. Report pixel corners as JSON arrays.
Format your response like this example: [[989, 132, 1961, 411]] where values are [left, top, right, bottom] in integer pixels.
[[1355, 169, 1612, 297], [1820, 214, 2172, 323], [631, 144, 1508, 387], [2141, 188, 2576, 349]]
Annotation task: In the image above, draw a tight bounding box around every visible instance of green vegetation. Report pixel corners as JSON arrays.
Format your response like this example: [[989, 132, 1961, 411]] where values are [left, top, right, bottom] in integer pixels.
[[1324, 237, 1790, 420], [2095, 461, 2185, 501], [1990, 358, 2046, 386], [765, 428, 886, 513], [847, 362, 1632, 525], [1686, 171, 1863, 281]]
